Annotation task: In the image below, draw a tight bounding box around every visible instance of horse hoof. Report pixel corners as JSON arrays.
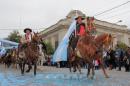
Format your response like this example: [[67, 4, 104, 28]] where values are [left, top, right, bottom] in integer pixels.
[[80, 72, 82, 74], [26, 70, 30, 73], [90, 76, 94, 80], [73, 70, 76, 72], [105, 76, 109, 78], [87, 75, 94, 80]]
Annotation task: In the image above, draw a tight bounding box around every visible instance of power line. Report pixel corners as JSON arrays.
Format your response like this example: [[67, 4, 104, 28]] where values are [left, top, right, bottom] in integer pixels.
[[94, 1, 130, 16], [100, 10, 130, 19], [0, 29, 43, 30]]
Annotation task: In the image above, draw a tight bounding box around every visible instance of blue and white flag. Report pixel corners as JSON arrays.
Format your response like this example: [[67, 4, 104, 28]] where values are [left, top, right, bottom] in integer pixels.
[[0, 47, 6, 58], [53, 20, 76, 62]]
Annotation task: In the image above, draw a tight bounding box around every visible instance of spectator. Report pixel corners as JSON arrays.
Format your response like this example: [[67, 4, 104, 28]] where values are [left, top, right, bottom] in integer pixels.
[[123, 56, 129, 72], [115, 45, 124, 71], [47, 56, 51, 66], [103, 50, 108, 68], [94, 59, 99, 70], [108, 49, 116, 70], [124, 47, 130, 72]]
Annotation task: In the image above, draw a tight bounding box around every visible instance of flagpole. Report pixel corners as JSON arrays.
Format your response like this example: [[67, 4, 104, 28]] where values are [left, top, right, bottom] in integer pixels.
[[75, 10, 78, 37]]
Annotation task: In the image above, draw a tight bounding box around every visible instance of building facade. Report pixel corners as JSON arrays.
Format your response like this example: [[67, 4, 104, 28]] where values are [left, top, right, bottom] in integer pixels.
[[40, 10, 130, 50]]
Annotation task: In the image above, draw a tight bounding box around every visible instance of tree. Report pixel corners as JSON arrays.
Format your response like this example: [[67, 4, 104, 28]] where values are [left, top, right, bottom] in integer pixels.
[[44, 41, 54, 55], [6, 30, 20, 43], [117, 42, 128, 50]]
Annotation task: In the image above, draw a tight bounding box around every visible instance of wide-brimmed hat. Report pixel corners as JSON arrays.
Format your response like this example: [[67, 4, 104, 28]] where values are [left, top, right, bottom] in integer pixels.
[[24, 28, 32, 33], [75, 16, 85, 20]]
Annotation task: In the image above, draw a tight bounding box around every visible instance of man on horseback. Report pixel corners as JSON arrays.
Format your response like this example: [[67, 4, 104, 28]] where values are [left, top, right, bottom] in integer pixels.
[[18, 28, 34, 49], [24, 28, 33, 44], [68, 15, 111, 78], [68, 16, 86, 73], [69, 16, 86, 51], [18, 28, 43, 75], [69, 16, 96, 51]]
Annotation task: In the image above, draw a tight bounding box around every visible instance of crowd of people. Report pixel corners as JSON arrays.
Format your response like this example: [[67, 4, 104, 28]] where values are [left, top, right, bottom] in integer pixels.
[[101, 45, 130, 72], [53, 45, 130, 73]]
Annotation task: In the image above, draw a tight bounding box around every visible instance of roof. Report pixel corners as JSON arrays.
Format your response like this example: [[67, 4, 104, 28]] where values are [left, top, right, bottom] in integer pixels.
[[66, 10, 86, 18]]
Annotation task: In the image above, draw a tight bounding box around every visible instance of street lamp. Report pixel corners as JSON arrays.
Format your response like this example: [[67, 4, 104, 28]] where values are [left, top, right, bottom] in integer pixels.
[[116, 20, 122, 24]]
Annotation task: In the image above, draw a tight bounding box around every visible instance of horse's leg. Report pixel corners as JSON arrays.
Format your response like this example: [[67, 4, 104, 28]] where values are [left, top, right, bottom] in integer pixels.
[[4, 63, 6, 69], [69, 61, 72, 72], [26, 63, 32, 73], [91, 64, 95, 79], [26, 59, 32, 72], [99, 58, 109, 78], [40, 60, 41, 66], [19, 63, 23, 75], [87, 64, 90, 78], [22, 62, 25, 75], [34, 61, 37, 76], [87, 63, 94, 79], [73, 62, 77, 72], [77, 63, 82, 74]]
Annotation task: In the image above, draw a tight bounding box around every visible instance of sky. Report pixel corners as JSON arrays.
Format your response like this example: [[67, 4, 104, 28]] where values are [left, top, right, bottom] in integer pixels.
[[0, 0, 130, 38]]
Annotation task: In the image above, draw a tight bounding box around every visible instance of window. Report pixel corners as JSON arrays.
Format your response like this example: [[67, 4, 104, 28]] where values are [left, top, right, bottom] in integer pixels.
[[117, 34, 123, 42], [55, 40, 58, 50]]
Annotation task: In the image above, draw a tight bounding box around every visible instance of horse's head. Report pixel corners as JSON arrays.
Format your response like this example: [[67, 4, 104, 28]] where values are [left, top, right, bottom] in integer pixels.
[[94, 33, 113, 50], [32, 32, 42, 44], [102, 33, 113, 49]]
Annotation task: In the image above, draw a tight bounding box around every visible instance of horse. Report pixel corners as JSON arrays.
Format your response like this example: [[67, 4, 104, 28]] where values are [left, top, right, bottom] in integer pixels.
[[18, 32, 41, 75], [37, 42, 47, 66], [67, 44, 82, 74], [75, 33, 112, 79], [1, 50, 12, 68]]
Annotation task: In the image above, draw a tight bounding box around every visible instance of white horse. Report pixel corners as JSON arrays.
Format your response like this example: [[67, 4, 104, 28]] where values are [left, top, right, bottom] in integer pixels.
[[37, 44, 46, 66]]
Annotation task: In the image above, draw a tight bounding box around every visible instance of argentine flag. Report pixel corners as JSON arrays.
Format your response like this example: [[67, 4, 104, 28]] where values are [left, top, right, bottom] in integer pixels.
[[0, 47, 6, 58], [53, 20, 76, 62]]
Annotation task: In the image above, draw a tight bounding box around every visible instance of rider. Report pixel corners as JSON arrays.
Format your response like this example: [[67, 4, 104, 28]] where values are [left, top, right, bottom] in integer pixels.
[[18, 28, 33, 49], [69, 15, 86, 51], [24, 28, 33, 43]]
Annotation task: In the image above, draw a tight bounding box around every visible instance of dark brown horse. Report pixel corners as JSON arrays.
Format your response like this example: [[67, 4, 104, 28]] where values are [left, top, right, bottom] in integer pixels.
[[2, 51, 12, 68], [76, 33, 112, 79], [18, 32, 41, 75], [68, 44, 82, 74]]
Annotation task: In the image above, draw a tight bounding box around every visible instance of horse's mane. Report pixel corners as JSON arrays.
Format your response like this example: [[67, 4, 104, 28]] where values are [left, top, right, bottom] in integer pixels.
[[79, 33, 95, 45], [94, 33, 109, 43]]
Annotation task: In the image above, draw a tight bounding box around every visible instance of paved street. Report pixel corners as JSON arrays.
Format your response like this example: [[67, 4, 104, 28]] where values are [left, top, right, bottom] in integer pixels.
[[0, 64, 130, 86]]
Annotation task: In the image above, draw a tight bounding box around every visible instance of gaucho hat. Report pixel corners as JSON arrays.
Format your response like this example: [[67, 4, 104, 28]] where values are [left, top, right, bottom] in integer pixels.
[[24, 28, 32, 33], [75, 15, 85, 20]]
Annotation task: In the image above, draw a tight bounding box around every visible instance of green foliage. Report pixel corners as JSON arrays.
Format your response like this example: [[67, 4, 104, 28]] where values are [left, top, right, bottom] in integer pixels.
[[117, 42, 128, 50], [6, 30, 20, 43], [44, 41, 54, 55]]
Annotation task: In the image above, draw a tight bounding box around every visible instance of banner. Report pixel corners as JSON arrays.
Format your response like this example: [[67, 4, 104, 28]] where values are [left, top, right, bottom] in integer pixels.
[[53, 20, 76, 62]]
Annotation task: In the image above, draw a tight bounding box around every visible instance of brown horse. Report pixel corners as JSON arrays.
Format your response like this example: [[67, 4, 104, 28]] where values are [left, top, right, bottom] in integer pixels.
[[76, 33, 112, 79], [2, 51, 12, 68], [18, 32, 41, 75]]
